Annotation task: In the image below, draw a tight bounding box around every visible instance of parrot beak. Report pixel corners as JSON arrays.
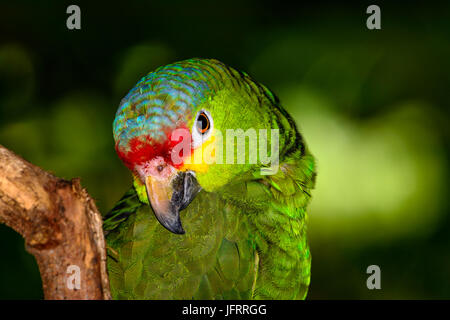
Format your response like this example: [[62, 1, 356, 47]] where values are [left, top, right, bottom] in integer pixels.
[[144, 170, 201, 235]]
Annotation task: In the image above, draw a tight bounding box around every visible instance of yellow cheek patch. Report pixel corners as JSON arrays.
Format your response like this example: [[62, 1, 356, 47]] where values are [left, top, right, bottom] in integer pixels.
[[181, 134, 217, 173]]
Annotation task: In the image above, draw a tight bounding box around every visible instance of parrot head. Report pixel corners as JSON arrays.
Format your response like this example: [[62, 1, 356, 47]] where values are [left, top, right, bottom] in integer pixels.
[[113, 58, 285, 234]]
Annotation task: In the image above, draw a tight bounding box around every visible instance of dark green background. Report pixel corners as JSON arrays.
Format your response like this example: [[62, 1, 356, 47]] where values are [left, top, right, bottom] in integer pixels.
[[0, 1, 449, 299]]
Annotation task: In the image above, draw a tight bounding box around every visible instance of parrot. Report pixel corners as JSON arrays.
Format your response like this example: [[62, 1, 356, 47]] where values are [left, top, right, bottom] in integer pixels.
[[103, 58, 316, 300]]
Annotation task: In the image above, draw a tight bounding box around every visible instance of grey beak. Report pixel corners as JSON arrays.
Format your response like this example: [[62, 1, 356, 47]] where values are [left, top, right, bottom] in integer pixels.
[[145, 171, 201, 235]]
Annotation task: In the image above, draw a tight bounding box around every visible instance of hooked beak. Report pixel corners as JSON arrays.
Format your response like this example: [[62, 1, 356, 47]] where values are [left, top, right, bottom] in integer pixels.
[[144, 170, 201, 234]]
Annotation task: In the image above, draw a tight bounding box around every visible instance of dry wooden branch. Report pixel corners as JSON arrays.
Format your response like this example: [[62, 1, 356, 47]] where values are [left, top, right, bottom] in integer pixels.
[[0, 144, 111, 300]]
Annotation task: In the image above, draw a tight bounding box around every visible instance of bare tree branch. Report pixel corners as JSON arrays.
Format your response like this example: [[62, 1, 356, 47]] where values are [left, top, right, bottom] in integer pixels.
[[0, 144, 111, 300]]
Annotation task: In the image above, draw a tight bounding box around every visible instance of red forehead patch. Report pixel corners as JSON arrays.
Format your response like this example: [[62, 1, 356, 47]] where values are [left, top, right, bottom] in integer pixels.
[[115, 125, 192, 170]]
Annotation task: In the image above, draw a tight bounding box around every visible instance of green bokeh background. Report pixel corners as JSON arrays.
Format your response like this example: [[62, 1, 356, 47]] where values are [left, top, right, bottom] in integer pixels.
[[0, 1, 449, 299]]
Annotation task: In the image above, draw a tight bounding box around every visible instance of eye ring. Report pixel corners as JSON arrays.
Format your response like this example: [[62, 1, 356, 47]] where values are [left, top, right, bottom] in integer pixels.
[[196, 112, 210, 134]]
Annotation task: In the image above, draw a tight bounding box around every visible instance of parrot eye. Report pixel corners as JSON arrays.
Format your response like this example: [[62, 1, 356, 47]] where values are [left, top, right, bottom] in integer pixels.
[[196, 112, 210, 134], [192, 109, 213, 148]]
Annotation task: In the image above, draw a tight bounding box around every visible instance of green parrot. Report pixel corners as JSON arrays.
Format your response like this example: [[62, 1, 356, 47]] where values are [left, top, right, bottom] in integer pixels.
[[104, 58, 316, 300]]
